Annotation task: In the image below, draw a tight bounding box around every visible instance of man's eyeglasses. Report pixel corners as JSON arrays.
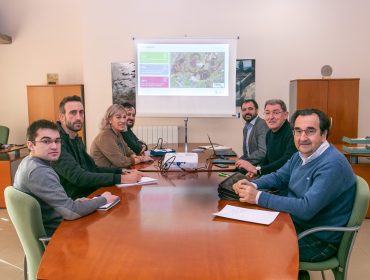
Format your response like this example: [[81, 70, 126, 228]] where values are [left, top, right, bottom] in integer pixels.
[[32, 139, 62, 145], [263, 111, 283, 118], [293, 128, 317, 137]]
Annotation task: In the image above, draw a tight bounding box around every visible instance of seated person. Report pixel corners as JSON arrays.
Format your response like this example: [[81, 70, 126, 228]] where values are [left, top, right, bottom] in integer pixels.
[[235, 99, 268, 167], [90, 104, 152, 168], [233, 108, 356, 264], [121, 102, 147, 155], [52, 95, 142, 199], [13, 119, 119, 236], [236, 99, 297, 177]]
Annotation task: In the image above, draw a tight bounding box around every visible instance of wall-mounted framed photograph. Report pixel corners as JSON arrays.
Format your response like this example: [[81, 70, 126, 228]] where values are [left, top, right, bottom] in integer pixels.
[[236, 59, 255, 106], [111, 62, 136, 106]]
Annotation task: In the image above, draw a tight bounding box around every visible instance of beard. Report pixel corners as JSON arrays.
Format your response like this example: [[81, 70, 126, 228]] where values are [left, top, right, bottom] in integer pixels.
[[243, 114, 256, 123], [126, 121, 134, 129], [66, 121, 82, 132]]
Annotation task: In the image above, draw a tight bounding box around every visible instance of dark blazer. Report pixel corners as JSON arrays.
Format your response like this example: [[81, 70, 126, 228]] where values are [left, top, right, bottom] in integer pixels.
[[240, 116, 269, 165]]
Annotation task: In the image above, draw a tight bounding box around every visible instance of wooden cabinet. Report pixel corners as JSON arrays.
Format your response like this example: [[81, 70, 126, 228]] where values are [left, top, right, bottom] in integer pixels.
[[27, 84, 86, 142], [289, 79, 359, 144]]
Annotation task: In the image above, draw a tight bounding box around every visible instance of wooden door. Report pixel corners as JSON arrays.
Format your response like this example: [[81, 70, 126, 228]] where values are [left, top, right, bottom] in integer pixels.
[[327, 79, 359, 144], [27, 86, 56, 123]]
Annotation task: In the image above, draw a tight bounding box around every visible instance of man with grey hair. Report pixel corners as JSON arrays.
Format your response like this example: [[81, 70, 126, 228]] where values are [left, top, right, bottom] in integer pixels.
[[239, 99, 297, 177]]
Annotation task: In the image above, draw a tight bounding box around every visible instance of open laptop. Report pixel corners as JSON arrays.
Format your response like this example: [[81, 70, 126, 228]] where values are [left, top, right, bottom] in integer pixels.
[[207, 135, 237, 157]]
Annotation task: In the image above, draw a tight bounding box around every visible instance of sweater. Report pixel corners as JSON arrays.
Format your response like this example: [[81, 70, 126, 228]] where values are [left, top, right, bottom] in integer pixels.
[[254, 145, 356, 244], [14, 156, 107, 236], [122, 128, 146, 155], [91, 127, 135, 168], [260, 120, 297, 175], [52, 122, 122, 199]]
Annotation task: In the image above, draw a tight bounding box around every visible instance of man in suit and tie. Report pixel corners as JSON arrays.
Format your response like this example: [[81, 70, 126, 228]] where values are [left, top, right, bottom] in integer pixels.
[[235, 99, 269, 171]]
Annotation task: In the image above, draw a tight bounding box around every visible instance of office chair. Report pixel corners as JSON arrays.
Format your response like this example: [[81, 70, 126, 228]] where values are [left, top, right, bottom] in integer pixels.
[[298, 176, 369, 280], [0, 125, 10, 144], [4, 186, 50, 280]]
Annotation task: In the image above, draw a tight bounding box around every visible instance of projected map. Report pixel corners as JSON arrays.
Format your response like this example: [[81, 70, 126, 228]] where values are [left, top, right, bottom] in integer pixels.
[[170, 52, 225, 88]]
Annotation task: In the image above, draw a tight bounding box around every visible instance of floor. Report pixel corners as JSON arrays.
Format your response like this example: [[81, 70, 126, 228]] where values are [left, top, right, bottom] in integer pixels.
[[1, 209, 369, 280]]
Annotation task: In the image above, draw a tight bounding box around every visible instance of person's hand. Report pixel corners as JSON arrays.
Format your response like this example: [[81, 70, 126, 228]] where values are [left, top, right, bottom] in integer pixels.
[[121, 170, 142, 184], [125, 169, 144, 176], [100, 192, 119, 204], [238, 185, 258, 204], [235, 159, 255, 173], [232, 178, 252, 194], [139, 145, 147, 155], [137, 155, 153, 163], [246, 172, 255, 179]]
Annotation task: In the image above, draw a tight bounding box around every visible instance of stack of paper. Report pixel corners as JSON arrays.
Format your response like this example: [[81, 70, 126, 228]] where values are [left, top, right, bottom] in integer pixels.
[[342, 136, 370, 144], [213, 205, 280, 225], [115, 176, 158, 188]]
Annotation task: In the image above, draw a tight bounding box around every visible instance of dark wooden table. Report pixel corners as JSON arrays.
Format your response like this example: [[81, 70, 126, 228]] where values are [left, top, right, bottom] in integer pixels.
[[37, 171, 298, 279]]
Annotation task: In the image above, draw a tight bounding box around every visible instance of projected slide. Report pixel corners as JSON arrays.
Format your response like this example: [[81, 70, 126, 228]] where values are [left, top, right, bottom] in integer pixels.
[[170, 52, 225, 88], [137, 43, 229, 97]]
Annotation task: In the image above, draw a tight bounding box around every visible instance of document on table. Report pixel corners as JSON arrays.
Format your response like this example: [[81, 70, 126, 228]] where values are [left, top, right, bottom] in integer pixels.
[[213, 205, 279, 225], [96, 197, 121, 211], [198, 145, 232, 151], [115, 176, 158, 188]]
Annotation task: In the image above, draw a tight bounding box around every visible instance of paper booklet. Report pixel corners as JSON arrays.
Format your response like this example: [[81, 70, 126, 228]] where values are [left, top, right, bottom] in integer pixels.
[[97, 197, 121, 211], [115, 176, 158, 188], [214, 205, 280, 225]]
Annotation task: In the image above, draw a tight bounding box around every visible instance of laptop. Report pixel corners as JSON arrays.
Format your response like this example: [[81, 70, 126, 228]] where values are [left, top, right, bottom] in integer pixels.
[[207, 135, 237, 157]]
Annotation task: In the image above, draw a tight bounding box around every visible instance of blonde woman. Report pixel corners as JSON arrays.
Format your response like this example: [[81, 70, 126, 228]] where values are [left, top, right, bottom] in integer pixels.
[[90, 104, 152, 168]]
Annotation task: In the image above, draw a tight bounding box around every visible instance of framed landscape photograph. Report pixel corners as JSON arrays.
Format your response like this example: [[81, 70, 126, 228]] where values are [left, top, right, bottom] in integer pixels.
[[236, 59, 255, 106]]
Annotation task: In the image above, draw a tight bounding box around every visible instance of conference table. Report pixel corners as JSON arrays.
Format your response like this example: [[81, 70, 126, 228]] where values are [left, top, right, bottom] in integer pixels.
[[37, 145, 299, 279]]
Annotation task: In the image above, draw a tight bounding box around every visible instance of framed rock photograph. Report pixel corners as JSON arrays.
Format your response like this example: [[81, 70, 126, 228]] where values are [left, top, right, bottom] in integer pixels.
[[111, 62, 136, 106]]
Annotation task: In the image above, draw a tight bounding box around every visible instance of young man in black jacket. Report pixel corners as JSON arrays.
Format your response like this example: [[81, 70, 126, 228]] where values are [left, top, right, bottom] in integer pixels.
[[52, 96, 141, 199]]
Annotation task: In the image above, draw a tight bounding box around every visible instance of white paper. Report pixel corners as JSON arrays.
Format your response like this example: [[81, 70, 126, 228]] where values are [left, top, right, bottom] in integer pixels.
[[213, 205, 279, 225], [115, 176, 158, 188], [97, 197, 121, 211], [198, 145, 231, 151]]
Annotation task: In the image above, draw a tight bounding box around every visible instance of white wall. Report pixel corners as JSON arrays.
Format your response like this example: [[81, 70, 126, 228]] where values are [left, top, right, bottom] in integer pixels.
[[1, 0, 369, 155], [0, 0, 83, 143]]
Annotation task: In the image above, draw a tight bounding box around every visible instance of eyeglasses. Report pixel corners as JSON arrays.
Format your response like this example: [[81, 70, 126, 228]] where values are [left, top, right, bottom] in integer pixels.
[[263, 111, 283, 118], [293, 128, 317, 137], [32, 138, 62, 145]]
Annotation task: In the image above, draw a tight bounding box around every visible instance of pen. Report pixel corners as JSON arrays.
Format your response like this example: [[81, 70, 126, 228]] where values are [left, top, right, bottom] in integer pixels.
[[218, 172, 229, 178]]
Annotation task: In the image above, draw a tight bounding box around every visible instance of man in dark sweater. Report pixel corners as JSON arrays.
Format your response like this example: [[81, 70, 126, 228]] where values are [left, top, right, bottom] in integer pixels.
[[121, 103, 147, 155], [239, 99, 297, 177], [52, 96, 142, 199]]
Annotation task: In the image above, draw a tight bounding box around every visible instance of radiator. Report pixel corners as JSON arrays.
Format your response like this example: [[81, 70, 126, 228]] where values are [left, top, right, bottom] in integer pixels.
[[132, 126, 179, 144]]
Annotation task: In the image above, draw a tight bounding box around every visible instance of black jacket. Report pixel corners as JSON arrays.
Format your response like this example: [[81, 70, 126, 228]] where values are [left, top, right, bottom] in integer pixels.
[[52, 122, 122, 199]]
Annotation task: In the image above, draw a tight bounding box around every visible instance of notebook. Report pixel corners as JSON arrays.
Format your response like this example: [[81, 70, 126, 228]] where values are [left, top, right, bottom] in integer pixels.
[[207, 135, 237, 157], [97, 197, 121, 211]]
